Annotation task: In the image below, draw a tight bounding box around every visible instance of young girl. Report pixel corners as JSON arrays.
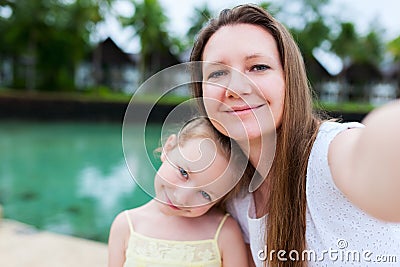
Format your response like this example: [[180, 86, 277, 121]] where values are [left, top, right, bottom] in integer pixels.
[[108, 117, 250, 267], [190, 4, 400, 267]]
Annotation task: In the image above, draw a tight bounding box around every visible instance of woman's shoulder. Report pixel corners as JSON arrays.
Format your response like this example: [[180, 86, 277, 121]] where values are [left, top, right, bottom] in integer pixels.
[[318, 120, 365, 176], [307, 120, 365, 191], [310, 120, 364, 159], [317, 120, 364, 136]]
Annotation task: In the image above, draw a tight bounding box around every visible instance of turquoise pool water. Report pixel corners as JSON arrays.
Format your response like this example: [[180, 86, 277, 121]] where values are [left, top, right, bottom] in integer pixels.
[[0, 121, 163, 243]]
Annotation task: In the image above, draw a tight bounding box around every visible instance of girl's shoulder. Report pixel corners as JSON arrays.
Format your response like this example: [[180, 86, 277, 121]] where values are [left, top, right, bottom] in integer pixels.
[[110, 209, 136, 236], [123, 200, 158, 228], [217, 213, 249, 267], [112, 200, 156, 234], [206, 210, 244, 244], [218, 214, 242, 237]]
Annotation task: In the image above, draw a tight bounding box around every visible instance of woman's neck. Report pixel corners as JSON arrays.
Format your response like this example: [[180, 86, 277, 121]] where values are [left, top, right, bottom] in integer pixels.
[[237, 133, 276, 192]]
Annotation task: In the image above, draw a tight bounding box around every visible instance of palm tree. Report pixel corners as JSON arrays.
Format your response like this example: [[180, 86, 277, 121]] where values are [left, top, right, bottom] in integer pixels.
[[186, 4, 213, 46], [388, 36, 400, 61], [331, 22, 359, 70], [121, 0, 178, 82], [387, 36, 400, 90]]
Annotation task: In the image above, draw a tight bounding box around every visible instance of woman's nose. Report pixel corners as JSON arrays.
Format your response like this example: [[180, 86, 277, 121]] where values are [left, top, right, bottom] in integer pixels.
[[225, 71, 252, 98]]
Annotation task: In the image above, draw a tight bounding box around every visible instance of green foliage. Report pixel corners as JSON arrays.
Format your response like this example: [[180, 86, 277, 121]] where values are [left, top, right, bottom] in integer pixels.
[[331, 22, 384, 67], [358, 31, 384, 64], [387, 36, 400, 60], [317, 101, 375, 113], [83, 85, 132, 102], [292, 18, 330, 57], [0, 87, 131, 102], [0, 0, 112, 91], [259, 2, 280, 16]]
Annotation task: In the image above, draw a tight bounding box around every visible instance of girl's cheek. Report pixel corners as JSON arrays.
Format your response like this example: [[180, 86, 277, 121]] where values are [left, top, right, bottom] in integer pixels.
[[157, 167, 178, 185]]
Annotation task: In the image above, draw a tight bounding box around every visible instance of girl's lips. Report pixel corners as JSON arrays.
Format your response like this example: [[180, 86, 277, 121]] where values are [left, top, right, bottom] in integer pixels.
[[165, 194, 181, 210]]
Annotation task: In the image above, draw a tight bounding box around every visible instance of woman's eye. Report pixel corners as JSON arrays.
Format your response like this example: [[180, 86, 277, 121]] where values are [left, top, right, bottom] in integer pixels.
[[207, 70, 227, 79], [251, 64, 269, 71], [178, 167, 189, 179], [200, 191, 211, 201]]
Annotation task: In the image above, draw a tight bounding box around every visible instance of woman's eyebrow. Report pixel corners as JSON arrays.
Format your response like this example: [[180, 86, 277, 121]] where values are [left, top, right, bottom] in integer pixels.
[[245, 53, 263, 60], [203, 61, 226, 67], [245, 53, 276, 61]]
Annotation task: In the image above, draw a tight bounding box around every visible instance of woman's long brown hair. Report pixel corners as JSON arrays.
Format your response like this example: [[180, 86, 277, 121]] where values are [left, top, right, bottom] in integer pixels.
[[190, 4, 321, 267]]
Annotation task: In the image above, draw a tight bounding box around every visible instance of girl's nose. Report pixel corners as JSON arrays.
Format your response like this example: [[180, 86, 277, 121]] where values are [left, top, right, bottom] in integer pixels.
[[173, 187, 193, 207]]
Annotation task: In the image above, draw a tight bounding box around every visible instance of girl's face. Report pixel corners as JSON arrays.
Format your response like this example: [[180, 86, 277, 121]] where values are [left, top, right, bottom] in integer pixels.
[[154, 135, 236, 218], [201, 24, 285, 142]]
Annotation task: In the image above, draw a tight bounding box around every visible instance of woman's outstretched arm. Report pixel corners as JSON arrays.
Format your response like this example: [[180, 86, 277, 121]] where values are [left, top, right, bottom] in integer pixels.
[[330, 100, 400, 222]]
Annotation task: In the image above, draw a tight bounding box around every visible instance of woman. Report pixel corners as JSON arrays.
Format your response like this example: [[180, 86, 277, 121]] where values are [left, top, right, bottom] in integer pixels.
[[190, 4, 400, 267]]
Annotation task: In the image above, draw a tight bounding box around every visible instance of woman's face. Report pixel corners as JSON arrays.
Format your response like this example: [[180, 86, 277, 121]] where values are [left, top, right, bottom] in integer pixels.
[[201, 23, 285, 142]]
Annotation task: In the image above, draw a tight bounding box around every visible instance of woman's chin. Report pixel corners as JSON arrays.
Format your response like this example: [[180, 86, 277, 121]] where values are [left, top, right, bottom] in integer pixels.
[[214, 122, 275, 143]]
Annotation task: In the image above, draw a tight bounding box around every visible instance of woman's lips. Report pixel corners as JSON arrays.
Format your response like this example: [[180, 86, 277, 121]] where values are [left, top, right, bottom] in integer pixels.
[[225, 104, 264, 114]]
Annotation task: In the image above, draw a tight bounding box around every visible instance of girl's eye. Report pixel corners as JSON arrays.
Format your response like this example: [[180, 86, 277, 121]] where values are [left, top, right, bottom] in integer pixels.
[[200, 191, 211, 201], [251, 64, 269, 71], [178, 167, 189, 179], [207, 70, 227, 79]]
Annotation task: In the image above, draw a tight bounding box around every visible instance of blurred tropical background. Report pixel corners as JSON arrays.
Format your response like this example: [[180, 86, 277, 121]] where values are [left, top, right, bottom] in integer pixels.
[[0, 0, 399, 245]]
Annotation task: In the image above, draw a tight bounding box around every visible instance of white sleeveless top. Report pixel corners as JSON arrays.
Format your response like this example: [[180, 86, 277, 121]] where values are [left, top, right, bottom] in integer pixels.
[[227, 121, 400, 266]]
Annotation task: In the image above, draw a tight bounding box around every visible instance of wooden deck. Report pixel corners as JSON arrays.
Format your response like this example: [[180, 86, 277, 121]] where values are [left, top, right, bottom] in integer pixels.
[[0, 219, 108, 267]]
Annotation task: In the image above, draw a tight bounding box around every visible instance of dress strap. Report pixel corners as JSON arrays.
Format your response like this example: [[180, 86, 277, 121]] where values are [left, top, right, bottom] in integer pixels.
[[124, 210, 134, 233], [214, 213, 230, 240]]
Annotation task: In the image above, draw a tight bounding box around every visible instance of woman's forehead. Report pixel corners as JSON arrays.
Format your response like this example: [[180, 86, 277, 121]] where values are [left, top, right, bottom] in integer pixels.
[[200, 24, 283, 88], [202, 24, 277, 61]]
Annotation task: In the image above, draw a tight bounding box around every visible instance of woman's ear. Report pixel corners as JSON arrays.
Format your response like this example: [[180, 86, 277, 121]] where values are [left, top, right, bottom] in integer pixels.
[[161, 134, 177, 162]]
